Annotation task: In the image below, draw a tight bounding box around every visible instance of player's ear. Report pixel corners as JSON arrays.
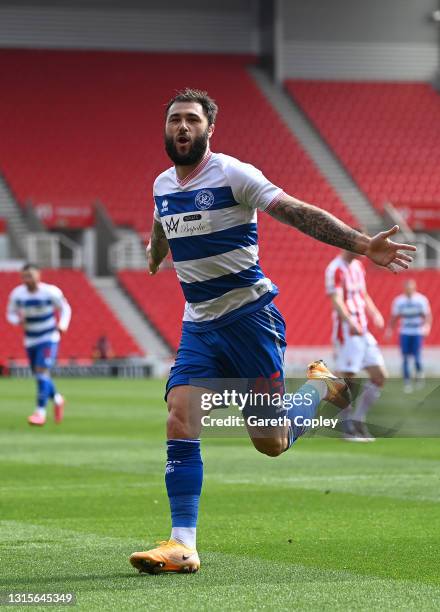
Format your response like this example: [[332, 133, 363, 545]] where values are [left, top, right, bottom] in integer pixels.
[[208, 123, 215, 139]]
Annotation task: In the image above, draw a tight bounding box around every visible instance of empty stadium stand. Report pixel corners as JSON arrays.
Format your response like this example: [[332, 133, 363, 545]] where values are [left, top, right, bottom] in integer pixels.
[[119, 267, 440, 351], [286, 81, 440, 227], [364, 267, 440, 346], [0, 270, 142, 362], [0, 50, 355, 233], [118, 269, 184, 351], [0, 49, 362, 349], [3, 51, 437, 352]]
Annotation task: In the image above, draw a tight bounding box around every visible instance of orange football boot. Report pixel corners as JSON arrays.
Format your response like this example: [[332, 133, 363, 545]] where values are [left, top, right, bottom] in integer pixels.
[[307, 359, 352, 409], [129, 540, 200, 574]]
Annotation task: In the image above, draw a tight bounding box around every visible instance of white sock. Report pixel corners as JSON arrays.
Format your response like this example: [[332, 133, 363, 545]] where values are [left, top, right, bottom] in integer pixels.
[[171, 527, 196, 549], [353, 381, 381, 423], [36, 408, 46, 417], [54, 392, 63, 405]]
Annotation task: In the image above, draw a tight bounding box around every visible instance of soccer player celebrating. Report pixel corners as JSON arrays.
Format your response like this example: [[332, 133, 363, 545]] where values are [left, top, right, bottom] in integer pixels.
[[325, 250, 387, 442], [386, 279, 432, 392], [6, 264, 71, 426], [130, 89, 416, 574]]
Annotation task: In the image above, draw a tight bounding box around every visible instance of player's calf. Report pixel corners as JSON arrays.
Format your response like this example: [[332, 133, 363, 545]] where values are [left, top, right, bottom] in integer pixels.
[[249, 361, 351, 455]]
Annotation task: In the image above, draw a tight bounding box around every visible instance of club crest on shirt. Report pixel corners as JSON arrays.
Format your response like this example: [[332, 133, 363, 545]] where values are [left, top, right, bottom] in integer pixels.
[[195, 189, 215, 210]]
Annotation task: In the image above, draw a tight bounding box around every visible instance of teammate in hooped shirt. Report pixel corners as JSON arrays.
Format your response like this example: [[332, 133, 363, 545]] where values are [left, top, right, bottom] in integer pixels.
[[386, 279, 432, 392], [6, 264, 71, 426]]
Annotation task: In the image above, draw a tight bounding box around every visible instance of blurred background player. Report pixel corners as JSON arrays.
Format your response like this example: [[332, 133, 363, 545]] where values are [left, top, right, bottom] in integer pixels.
[[6, 263, 72, 426], [325, 249, 387, 441], [386, 279, 432, 393]]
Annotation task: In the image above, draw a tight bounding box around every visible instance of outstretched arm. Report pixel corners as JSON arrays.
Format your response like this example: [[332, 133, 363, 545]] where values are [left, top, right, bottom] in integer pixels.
[[146, 219, 169, 275], [268, 195, 416, 272]]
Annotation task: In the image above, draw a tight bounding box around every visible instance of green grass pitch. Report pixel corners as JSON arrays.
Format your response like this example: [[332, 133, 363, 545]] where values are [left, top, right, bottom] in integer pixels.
[[1, 377, 440, 611]]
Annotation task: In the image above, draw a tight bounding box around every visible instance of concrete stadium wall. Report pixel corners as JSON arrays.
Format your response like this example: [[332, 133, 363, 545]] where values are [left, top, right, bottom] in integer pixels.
[[0, 0, 438, 78], [282, 0, 439, 80], [0, 0, 259, 53]]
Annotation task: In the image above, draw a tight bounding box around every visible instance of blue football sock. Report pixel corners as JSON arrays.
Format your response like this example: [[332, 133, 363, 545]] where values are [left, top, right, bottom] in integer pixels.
[[285, 381, 325, 449], [47, 377, 56, 400], [165, 439, 203, 547], [403, 355, 410, 382], [36, 374, 51, 409]]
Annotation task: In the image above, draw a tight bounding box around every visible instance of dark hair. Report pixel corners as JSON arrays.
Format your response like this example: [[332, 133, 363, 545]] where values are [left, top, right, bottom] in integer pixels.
[[22, 263, 39, 272], [165, 88, 218, 126]]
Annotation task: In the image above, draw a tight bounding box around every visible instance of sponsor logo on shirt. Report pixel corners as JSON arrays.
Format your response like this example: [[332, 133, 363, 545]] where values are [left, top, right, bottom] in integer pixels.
[[165, 217, 180, 234], [183, 214, 202, 222], [162, 211, 211, 239]]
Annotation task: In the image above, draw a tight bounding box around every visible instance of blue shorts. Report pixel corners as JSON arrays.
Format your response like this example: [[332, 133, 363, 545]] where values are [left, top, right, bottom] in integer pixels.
[[166, 302, 286, 399], [26, 341, 59, 372], [400, 334, 423, 357]]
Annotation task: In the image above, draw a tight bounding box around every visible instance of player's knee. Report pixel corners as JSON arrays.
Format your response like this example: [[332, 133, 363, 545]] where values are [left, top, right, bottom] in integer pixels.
[[166, 393, 192, 439], [252, 437, 286, 458], [167, 410, 192, 440]]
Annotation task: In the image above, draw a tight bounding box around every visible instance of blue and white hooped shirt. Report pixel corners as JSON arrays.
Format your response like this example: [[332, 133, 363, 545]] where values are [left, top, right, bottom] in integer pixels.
[[6, 282, 72, 347], [153, 152, 284, 330], [391, 292, 430, 336]]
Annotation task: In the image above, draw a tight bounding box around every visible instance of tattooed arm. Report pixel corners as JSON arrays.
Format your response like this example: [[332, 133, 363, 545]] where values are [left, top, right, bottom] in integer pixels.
[[146, 219, 169, 275], [268, 194, 416, 272]]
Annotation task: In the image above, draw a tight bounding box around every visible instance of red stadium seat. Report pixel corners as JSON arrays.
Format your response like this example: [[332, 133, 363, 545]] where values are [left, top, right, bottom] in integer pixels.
[[286, 80, 440, 222], [119, 266, 440, 351]]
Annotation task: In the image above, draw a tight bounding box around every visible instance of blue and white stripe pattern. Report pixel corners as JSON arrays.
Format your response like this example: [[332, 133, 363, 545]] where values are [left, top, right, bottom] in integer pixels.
[[7, 282, 72, 347], [392, 293, 430, 336], [154, 152, 284, 328]]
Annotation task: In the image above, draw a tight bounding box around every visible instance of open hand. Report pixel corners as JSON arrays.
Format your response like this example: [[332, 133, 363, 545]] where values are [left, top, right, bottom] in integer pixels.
[[365, 226, 416, 273]]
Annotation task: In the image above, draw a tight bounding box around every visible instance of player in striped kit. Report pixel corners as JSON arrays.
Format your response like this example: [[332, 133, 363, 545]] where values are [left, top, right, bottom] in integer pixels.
[[387, 279, 432, 392], [6, 264, 71, 426], [325, 252, 387, 442], [129, 89, 416, 574]]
